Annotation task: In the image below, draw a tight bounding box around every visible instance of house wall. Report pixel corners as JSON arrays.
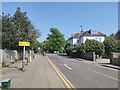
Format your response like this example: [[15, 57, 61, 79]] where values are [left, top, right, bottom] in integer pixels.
[[81, 36, 105, 43], [68, 35, 105, 45], [68, 39, 73, 45], [79, 37, 83, 43], [73, 38, 79, 45], [68, 38, 79, 45]]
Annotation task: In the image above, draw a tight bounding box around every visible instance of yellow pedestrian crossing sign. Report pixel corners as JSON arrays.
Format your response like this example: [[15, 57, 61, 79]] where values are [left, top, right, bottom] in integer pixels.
[[19, 41, 30, 46]]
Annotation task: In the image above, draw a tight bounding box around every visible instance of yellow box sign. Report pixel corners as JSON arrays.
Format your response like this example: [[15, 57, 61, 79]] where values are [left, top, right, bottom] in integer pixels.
[[19, 42, 30, 46]]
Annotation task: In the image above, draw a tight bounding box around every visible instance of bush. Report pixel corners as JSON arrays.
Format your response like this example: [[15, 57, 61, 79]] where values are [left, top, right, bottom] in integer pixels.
[[69, 48, 78, 58], [85, 39, 104, 56], [65, 44, 73, 56], [2, 63, 9, 68], [70, 51, 78, 58]]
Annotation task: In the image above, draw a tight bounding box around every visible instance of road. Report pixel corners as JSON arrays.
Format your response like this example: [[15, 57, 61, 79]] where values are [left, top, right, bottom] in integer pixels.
[[2, 54, 65, 88], [47, 54, 119, 88]]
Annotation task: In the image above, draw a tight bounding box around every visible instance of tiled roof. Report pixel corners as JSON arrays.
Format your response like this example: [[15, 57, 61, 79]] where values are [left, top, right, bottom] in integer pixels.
[[82, 30, 106, 36], [114, 30, 120, 40], [68, 30, 106, 40], [68, 33, 83, 40], [73, 33, 83, 38]]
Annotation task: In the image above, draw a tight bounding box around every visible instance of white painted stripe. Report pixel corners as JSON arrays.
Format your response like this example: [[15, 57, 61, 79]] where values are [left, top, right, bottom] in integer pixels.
[[66, 57, 118, 72], [57, 55, 118, 72], [64, 64, 72, 70], [88, 68, 120, 81], [67, 58, 82, 62]]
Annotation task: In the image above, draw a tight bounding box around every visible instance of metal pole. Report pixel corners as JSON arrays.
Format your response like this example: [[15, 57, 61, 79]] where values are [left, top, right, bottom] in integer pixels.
[[23, 46, 25, 62], [80, 25, 83, 32], [82, 26, 83, 31], [30, 50, 31, 62], [22, 46, 25, 71]]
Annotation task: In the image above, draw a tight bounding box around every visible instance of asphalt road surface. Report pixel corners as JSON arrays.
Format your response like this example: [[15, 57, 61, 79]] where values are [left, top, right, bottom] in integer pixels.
[[2, 54, 65, 88], [47, 54, 119, 88]]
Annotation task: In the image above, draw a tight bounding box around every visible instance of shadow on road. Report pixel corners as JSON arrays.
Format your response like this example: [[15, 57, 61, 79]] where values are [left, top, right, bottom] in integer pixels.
[[58, 53, 73, 58], [57, 53, 120, 70]]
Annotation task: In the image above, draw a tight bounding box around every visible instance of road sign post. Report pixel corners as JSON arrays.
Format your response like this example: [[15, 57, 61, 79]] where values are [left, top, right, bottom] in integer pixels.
[[29, 50, 32, 62], [19, 41, 30, 71], [23, 46, 25, 62]]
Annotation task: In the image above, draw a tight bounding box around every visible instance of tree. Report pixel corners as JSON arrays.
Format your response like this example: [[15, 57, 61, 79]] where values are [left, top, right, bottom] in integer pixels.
[[85, 39, 104, 57], [103, 34, 118, 56], [74, 43, 85, 56], [32, 39, 42, 53], [42, 40, 50, 52], [65, 44, 73, 55], [2, 13, 13, 50], [0, 14, 2, 49], [47, 28, 66, 53], [2, 7, 41, 51], [116, 40, 120, 53]]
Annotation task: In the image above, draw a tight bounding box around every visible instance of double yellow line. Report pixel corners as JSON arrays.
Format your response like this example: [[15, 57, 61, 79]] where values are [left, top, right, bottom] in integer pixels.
[[46, 56, 76, 90]]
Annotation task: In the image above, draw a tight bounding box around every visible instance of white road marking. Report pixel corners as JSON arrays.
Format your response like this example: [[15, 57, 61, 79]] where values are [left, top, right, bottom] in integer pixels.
[[63, 64, 72, 70], [64, 57, 118, 71], [67, 58, 82, 62], [57, 55, 118, 71], [88, 68, 120, 81]]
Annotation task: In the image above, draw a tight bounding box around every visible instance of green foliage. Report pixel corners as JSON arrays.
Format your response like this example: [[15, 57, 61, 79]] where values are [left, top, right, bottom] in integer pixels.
[[65, 40, 104, 58], [85, 39, 104, 56], [32, 39, 42, 53], [42, 40, 50, 52], [47, 28, 66, 53], [65, 33, 119, 58], [65, 44, 73, 56], [103, 34, 118, 56], [70, 48, 78, 58], [2, 62, 9, 68], [2, 7, 41, 51], [0, 16, 2, 49], [74, 43, 85, 56], [116, 40, 120, 53]]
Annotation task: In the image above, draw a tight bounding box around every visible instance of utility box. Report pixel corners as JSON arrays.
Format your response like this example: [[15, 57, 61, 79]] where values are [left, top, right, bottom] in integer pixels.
[[1, 78, 11, 88]]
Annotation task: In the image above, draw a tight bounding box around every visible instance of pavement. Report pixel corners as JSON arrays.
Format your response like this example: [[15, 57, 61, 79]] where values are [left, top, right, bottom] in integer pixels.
[[2, 54, 65, 88], [47, 54, 119, 88]]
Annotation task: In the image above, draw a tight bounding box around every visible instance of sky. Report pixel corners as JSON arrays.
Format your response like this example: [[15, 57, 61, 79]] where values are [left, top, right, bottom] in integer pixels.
[[2, 2, 118, 42]]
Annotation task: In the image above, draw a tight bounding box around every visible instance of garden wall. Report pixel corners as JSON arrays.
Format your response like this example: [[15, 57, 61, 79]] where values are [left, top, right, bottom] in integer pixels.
[[80, 52, 96, 61], [110, 52, 120, 66], [0, 49, 19, 63]]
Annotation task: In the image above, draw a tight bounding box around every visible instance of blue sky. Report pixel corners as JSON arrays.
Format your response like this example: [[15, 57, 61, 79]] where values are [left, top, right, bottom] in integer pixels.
[[2, 2, 118, 42]]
